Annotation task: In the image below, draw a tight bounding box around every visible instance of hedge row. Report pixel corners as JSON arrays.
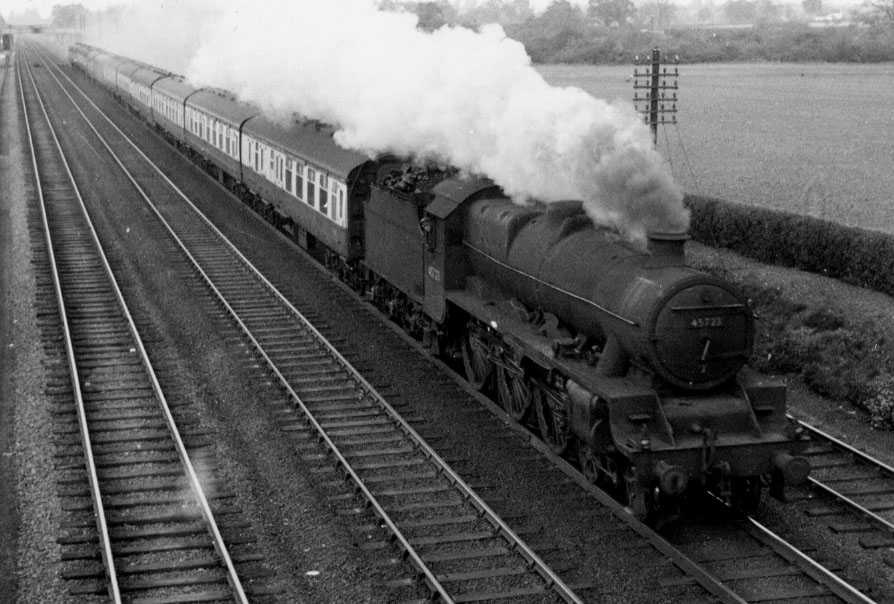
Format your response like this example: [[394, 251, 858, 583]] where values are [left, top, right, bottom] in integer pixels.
[[685, 194, 894, 296]]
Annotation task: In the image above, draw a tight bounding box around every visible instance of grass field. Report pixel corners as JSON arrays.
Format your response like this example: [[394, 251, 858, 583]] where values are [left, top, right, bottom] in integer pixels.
[[538, 63, 894, 234]]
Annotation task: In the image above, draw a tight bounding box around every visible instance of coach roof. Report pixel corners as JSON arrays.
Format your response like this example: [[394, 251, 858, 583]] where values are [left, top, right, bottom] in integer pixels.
[[129, 65, 173, 88], [244, 115, 369, 180], [185, 88, 256, 125], [153, 75, 197, 101]]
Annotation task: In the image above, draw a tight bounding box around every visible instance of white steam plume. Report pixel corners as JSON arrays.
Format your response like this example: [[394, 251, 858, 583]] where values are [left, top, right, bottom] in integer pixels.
[[89, 0, 688, 244]]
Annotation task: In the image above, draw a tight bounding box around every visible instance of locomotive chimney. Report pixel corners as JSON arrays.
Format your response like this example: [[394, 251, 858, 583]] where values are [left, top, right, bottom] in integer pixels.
[[646, 231, 688, 266]]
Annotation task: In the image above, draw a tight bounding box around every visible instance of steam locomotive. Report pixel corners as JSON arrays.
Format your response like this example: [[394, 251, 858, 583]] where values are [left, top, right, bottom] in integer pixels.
[[69, 42, 810, 521]]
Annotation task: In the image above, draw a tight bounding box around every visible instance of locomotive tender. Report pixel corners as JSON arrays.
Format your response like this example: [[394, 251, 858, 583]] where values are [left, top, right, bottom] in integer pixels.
[[69, 42, 810, 519]]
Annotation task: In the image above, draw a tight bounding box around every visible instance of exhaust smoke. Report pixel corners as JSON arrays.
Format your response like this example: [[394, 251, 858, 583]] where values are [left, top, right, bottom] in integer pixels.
[[87, 0, 688, 244]]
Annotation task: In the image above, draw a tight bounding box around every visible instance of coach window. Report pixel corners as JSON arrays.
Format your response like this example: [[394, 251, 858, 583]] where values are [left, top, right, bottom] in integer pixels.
[[307, 167, 316, 207], [295, 163, 304, 200], [319, 173, 329, 217], [285, 159, 293, 194], [337, 187, 345, 225]]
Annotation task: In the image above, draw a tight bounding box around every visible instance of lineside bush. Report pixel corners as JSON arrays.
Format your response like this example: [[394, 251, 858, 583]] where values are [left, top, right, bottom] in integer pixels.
[[686, 194, 894, 297], [706, 274, 894, 429]]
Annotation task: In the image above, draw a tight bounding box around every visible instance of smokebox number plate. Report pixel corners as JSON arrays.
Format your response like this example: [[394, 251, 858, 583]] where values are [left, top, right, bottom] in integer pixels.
[[689, 316, 724, 329]]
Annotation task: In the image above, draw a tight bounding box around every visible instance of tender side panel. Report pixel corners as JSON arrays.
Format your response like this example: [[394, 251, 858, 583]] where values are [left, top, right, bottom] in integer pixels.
[[365, 187, 425, 301]]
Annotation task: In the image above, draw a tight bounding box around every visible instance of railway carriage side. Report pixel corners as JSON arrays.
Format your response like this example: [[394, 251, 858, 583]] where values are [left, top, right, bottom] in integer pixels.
[[92, 52, 123, 89], [150, 76, 194, 142], [113, 60, 142, 103], [68, 43, 92, 70], [240, 116, 370, 261], [183, 89, 254, 191], [126, 66, 171, 122]]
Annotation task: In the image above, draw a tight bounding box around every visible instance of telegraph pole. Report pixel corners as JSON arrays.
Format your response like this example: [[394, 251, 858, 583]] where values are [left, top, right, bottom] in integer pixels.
[[633, 49, 679, 146]]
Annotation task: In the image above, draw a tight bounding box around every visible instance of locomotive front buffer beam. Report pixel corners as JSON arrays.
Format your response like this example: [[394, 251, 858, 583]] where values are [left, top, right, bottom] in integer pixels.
[[564, 373, 811, 506]]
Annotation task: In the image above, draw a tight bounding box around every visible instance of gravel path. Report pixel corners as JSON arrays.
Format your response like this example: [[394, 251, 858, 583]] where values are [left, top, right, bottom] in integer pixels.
[[0, 55, 69, 604]]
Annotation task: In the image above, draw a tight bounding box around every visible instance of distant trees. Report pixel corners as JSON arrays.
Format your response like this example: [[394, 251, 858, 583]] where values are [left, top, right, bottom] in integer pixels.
[[587, 0, 636, 27], [373, 0, 894, 63], [50, 3, 87, 30], [871, 0, 894, 21], [722, 0, 758, 23], [460, 0, 534, 27], [637, 1, 677, 29], [411, 1, 454, 31], [802, 0, 823, 15]]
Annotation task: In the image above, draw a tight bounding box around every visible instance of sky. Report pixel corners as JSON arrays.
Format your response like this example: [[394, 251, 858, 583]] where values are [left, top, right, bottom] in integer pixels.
[[1, 0, 866, 24], [2, 0, 118, 21], [3, 0, 592, 22]]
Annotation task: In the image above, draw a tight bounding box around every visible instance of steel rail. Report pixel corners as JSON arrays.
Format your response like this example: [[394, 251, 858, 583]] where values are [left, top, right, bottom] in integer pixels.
[[792, 417, 894, 536], [31, 45, 451, 603], [21, 45, 249, 604], [794, 416, 894, 476], [17, 50, 123, 604], [704, 491, 876, 604], [38, 45, 584, 603], [744, 514, 877, 604]]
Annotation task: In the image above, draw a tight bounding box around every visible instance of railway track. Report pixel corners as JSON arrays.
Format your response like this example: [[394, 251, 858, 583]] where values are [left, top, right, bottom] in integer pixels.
[[28, 41, 892, 603], [769, 418, 894, 598], [18, 50, 264, 602], [23, 43, 582, 603], [798, 421, 894, 538]]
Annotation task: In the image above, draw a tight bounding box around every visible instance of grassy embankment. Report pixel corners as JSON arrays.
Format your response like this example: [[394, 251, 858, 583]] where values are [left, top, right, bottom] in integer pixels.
[[686, 195, 894, 428]]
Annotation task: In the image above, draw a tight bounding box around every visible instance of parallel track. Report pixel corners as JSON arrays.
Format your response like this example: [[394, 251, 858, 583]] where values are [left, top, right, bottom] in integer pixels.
[[18, 49, 250, 602], [786, 418, 894, 586], [799, 420, 894, 535], [31, 41, 892, 603], [26, 42, 582, 603], [663, 494, 877, 604]]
